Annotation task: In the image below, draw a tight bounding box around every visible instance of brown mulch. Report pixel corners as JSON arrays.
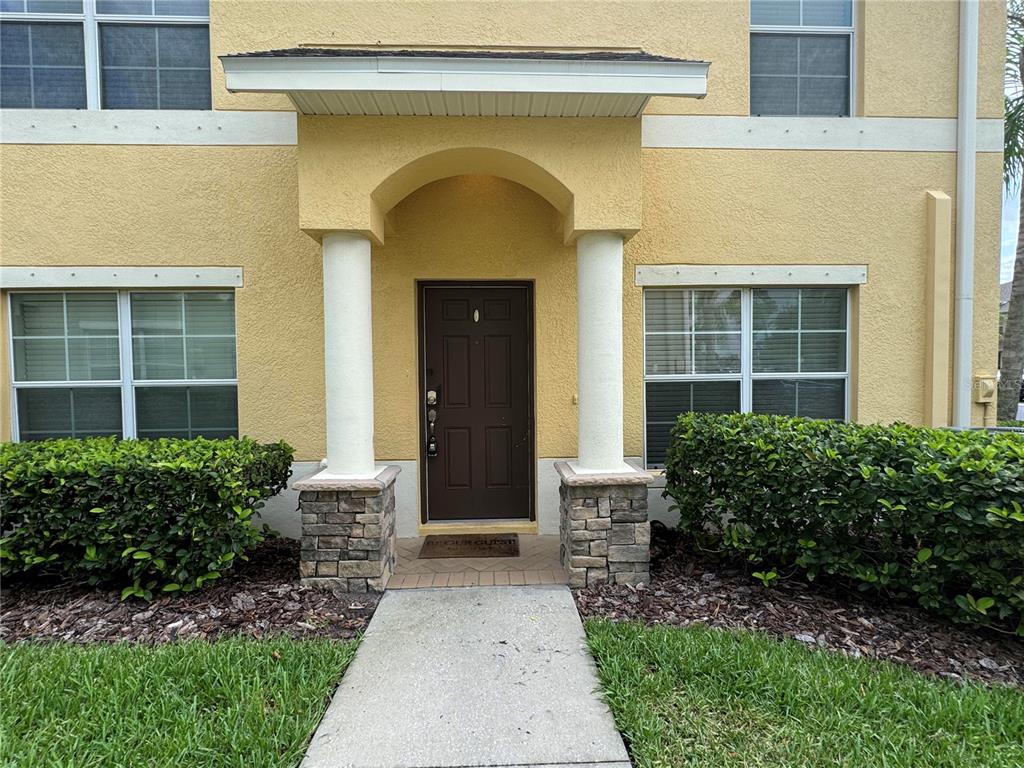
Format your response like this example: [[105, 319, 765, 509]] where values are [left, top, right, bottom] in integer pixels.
[[576, 524, 1023, 687], [0, 539, 377, 644]]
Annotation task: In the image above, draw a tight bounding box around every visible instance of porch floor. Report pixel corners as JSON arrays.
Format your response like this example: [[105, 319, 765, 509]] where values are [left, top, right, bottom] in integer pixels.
[[388, 534, 567, 588]]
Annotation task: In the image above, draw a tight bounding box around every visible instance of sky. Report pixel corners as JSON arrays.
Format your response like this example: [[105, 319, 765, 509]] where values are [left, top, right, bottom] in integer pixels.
[[1003, 183, 1018, 285]]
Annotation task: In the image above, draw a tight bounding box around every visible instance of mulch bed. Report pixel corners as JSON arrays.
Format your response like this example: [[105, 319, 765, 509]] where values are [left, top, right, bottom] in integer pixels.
[[576, 524, 1023, 687], [1, 539, 377, 644]]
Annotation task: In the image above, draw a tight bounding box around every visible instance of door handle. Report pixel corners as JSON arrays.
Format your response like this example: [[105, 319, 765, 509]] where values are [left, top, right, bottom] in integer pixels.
[[426, 407, 438, 457]]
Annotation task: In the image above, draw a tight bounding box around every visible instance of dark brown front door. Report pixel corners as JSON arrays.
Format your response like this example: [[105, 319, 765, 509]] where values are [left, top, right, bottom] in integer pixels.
[[419, 283, 534, 521]]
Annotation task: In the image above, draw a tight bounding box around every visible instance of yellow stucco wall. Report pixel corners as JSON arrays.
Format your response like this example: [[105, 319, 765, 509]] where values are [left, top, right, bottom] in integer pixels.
[[623, 149, 1002, 453], [373, 175, 577, 459], [0, 144, 325, 459], [0, 142, 1002, 458], [858, 0, 1004, 119], [296, 116, 642, 241], [210, 0, 1004, 119]]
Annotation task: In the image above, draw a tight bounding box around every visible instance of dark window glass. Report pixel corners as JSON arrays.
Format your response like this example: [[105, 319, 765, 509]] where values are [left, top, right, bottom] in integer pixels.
[[751, 0, 800, 25], [100, 23, 210, 109], [16, 387, 122, 440], [0, 22, 86, 108], [96, 0, 208, 14], [645, 380, 741, 467], [752, 379, 845, 419], [1, 1, 84, 11], [800, 0, 852, 26], [751, 0, 852, 27], [751, 33, 850, 116], [135, 385, 238, 439]]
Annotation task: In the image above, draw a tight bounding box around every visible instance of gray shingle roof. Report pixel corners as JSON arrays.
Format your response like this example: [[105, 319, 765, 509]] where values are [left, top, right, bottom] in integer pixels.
[[221, 47, 706, 64]]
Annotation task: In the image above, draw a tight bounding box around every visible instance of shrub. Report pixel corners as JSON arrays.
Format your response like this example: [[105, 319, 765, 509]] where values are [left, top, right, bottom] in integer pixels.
[[664, 413, 1024, 633], [1, 437, 293, 599]]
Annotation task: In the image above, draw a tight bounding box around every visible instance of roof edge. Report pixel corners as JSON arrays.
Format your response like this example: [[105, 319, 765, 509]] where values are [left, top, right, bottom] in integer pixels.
[[220, 47, 709, 65]]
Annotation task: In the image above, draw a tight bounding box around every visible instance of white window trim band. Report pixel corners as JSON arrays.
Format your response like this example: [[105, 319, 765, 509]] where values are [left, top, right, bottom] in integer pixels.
[[0, 109, 298, 145], [641, 116, 1005, 153], [0, 266, 243, 289], [0, 112, 1002, 152], [636, 264, 868, 287]]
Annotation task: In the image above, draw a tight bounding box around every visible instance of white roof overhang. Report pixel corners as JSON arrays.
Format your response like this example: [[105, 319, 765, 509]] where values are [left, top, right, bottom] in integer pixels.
[[220, 50, 709, 117]]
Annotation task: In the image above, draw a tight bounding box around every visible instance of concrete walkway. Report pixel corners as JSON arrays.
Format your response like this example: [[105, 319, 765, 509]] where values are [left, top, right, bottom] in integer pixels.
[[301, 586, 631, 768]]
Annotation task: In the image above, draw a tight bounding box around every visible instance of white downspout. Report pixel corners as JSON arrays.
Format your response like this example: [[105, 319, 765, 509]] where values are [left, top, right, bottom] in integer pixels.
[[952, 0, 979, 427]]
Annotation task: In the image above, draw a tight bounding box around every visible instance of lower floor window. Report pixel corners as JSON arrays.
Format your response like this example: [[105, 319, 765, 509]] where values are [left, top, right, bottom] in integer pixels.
[[9, 289, 238, 441], [644, 286, 849, 468]]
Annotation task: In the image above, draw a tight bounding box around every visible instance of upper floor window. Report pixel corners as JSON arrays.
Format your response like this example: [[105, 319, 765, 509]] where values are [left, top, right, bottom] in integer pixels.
[[750, 0, 853, 117], [0, 0, 209, 110]]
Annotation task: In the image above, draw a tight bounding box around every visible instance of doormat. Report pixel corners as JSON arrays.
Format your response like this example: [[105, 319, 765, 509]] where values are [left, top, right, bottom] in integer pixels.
[[418, 534, 519, 559]]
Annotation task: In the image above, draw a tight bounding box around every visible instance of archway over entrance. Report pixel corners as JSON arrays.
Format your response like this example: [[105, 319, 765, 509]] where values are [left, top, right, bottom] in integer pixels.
[[295, 115, 643, 243], [372, 148, 574, 224]]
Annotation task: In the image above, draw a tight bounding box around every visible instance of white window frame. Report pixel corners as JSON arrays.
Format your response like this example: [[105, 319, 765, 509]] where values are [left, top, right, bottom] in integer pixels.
[[642, 286, 851, 469], [750, 0, 856, 117], [7, 288, 238, 441], [0, 0, 210, 110]]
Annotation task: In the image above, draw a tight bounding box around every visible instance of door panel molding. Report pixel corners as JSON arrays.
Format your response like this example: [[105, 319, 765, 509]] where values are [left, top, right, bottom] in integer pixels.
[[418, 281, 535, 523]]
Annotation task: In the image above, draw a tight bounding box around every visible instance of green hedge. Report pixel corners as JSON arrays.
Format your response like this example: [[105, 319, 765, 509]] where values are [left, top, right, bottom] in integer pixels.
[[664, 414, 1024, 633], [1, 437, 293, 599]]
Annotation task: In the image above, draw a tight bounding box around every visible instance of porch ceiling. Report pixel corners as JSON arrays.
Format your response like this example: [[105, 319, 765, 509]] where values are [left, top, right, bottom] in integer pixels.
[[219, 48, 710, 117]]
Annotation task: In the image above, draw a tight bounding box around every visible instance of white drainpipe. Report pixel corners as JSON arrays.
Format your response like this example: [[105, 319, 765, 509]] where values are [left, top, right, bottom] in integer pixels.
[[952, 0, 979, 427]]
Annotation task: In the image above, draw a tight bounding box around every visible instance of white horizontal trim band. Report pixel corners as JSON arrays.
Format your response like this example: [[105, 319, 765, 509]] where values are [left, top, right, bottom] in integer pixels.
[[636, 264, 868, 287], [641, 115, 1004, 153], [0, 266, 244, 289], [0, 109, 297, 145], [0, 112, 1002, 151]]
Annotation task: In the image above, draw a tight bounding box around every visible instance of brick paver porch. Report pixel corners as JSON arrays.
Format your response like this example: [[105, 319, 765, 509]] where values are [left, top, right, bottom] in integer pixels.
[[387, 534, 567, 588]]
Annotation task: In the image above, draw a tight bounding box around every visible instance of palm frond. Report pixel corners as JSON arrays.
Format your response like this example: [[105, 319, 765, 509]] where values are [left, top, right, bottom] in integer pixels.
[[1007, 3, 1024, 184], [1005, 94, 1024, 184]]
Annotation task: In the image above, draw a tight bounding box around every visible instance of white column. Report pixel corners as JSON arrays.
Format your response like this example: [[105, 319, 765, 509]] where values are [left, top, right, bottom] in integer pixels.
[[576, 231, 628, 472], [322, 232, 376, 477]]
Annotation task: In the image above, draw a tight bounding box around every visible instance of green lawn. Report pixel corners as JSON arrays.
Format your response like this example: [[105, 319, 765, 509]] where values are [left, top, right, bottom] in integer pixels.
[[585, 620, 1024, 768], [0, 637, 355, 768]]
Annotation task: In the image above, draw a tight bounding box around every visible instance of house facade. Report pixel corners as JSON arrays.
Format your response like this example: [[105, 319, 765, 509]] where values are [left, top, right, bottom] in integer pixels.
[[0, 1, 1006, 588]]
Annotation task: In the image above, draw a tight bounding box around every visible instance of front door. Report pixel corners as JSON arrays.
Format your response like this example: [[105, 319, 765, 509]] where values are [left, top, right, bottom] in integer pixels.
[[419, 283, 534, 521]]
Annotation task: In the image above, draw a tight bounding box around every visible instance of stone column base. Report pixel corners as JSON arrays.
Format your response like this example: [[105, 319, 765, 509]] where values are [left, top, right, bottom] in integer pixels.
[[556, 460, 652, 588], [294, 466, 400, 593]]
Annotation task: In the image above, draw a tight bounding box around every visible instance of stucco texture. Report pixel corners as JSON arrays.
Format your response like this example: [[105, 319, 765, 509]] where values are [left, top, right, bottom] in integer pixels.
[[0, 144, 325, 460], [210, 0, 1004, 119], [210, 0, 747, 116], [622, 148, 1003, 453], [0, 139, 1002, 460], [858, 0, 1004, 119], [296, 116, 642, 241], [373, 175, 577, 460]]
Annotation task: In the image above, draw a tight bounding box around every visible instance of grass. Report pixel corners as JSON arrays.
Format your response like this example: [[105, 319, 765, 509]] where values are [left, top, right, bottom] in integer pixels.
[[0, 636, 356, 768], [585, 620, 1024, 768]]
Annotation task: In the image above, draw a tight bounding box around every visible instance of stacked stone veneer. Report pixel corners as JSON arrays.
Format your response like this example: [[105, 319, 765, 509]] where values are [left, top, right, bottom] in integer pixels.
[[556, 461, 652, 588], [295, 466, 399, 592]]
